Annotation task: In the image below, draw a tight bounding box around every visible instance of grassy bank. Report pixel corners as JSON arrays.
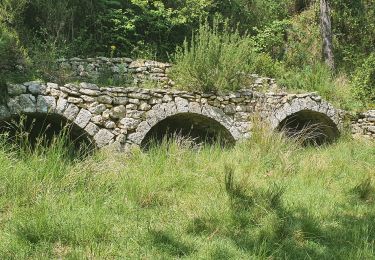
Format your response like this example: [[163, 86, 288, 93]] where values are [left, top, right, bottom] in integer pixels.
[[0, 128, 374, 259]]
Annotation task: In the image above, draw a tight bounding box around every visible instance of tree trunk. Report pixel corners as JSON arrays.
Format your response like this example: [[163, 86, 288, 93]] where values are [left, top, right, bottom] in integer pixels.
[[320, 0, 335, 70]]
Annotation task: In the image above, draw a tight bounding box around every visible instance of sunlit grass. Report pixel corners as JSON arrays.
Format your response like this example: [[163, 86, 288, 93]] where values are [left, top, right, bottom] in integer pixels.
[[0, 126, 374, 259]]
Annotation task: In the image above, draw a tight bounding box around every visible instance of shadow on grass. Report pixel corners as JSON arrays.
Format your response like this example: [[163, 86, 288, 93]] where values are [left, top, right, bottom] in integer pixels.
[[187, 166, 375, 259], [148, 229, 195, 257]]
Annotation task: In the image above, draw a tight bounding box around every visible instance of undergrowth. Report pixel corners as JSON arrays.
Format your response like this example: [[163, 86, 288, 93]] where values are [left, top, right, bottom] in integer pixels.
[[0, 124, 374, 259]]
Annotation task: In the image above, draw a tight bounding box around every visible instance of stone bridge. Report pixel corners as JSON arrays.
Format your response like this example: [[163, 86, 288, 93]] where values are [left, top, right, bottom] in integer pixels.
[[0, 81, 347, 150]]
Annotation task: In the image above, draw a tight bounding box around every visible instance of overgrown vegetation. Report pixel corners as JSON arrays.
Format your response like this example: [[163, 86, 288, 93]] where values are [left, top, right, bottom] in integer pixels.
[[0, 0, 374, 108], [0, 124, 374, 258], [0, 2, 374, 257]]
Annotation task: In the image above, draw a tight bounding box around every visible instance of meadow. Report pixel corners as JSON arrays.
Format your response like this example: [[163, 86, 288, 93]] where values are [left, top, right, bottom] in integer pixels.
[[0, 124, 374, 259]]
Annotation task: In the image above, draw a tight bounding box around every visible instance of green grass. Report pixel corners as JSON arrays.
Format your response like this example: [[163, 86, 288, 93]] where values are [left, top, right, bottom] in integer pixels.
[[0, 127, 374, 259]]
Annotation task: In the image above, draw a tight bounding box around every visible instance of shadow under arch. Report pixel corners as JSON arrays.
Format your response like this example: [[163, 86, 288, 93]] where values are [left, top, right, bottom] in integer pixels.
[[277, 110, 340, 146], [0, 112, 95, 158], [141, 112, 236, 149]]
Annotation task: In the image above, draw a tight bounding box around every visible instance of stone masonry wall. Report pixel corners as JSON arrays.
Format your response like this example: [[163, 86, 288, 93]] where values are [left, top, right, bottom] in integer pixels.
[[56, 57, 279, 91], [1, 81, 349, 150], [351, 110, 375, 139]]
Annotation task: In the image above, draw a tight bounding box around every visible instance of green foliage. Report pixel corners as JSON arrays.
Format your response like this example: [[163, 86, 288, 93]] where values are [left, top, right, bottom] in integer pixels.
[[331, 0, 375, 72], [253, 20, 291, 60], [0, 24, 27, 71], [0, 123, 374, 258], [352, 53, 375, 105], [170, 20, 256, 92]]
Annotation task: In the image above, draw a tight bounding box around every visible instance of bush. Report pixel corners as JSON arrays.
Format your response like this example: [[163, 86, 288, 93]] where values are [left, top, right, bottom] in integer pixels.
[[170, 20, 257, 92], [352, 53, 375, 106], [0, 23, 27, 72]]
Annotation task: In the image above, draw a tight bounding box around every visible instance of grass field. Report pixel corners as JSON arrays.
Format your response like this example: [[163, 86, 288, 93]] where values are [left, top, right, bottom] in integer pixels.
[[0, 125, 374, 259]]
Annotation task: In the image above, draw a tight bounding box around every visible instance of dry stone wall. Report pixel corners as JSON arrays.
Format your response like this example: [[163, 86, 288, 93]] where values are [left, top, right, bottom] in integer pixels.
[[57, 57, 173, 87], [56, 57, 280, 91], [0, 81, 350, 150], [351, 110, 375, 139]]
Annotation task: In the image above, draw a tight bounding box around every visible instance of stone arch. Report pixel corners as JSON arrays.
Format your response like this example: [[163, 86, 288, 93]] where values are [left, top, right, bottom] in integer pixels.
[[0, 97, 96, 151], [270, 98, 341, 145], [127, 101, 241, 147]]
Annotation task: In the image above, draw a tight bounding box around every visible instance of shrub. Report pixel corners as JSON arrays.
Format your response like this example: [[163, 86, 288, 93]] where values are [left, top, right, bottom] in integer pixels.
[[352, 53, 375, 106], [170, 20, 257, 92], [0, 23, 27, 72]]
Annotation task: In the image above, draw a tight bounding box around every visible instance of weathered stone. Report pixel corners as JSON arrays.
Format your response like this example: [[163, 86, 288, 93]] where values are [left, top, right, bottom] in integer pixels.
[[85, 122, 100, 136], [128, 92, 150, 100], [79, 82, 99, 90], [188, 102, 201, 114], [29, 83, 46, 95], [113, 97, 129, 105], [175, 97, 189, 112], [119, 118, 140, 130], [37, 96, 56, 113], [68, 97, 83, 104], [224, 104, 236, 115], [162, 94, 173, 102], [74, 109, 92, 128], [88, 103, 107, 114], [139, 102, 151, 111], [126, 104, 138, 110], [110, 105, 126, 119], [63, 104, 80, 121], [105, 121, 116, 129], [7, 84, 26, 96], [129, 98, 140, 105], [79, 88, 100, 96], [8, 94, 36, 114], [97, 95, 112, 104], [56, 98, 68, 114], [91, 115, 104, 125], [94, 129, 114, 148]]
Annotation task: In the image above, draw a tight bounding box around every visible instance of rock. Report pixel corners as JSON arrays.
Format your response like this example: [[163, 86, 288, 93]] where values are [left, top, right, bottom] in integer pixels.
[[68, 97, 83, 104], [56, 98, 68, 114], [79, 82, 99, 90], [139, 102, 151, 111], [8, 94, 36, 114], [367, 126, 375, 133], [105, 121, 116, 129], [79, 88, 100, 96], [74, 109, 92, 128], [119, 118, 140, 130], [97, 95, 112, 104], [128, 92, 150, 100], [88, 103, 107, 114], [7, 84, 26, 96], [126, 104, 138, 110], [37, 96, 56, 113], [113, 97, 129, 105], [110, 105, 126, 119], [175, 97, 189, 112], [85, 122, 100, 136], [63, 104, 80, 121], [129, 98, 140, 105], [94, 129, 114, 148], [29, 83, 46, 95]]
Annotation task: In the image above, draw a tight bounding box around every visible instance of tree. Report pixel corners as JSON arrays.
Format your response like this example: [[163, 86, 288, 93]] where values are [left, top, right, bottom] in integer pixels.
[[320, 0, 334, 70]]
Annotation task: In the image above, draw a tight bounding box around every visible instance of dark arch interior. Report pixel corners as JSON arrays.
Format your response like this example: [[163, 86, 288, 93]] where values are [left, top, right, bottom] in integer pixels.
[[0, 113, 95, 158], [141, 113, 235, 149], [277, 110, 340, 146]]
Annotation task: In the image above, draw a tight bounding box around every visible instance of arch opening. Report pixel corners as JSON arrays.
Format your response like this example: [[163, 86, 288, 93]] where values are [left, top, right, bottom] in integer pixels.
[[0, 113, 95, 158], [277, 110, 339, 146], [141, 113, 235, 149]]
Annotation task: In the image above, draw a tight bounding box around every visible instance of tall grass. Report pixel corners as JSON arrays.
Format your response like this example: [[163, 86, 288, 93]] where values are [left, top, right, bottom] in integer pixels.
[[170, 20, 256, 92], [0, 124, 374, 258]]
